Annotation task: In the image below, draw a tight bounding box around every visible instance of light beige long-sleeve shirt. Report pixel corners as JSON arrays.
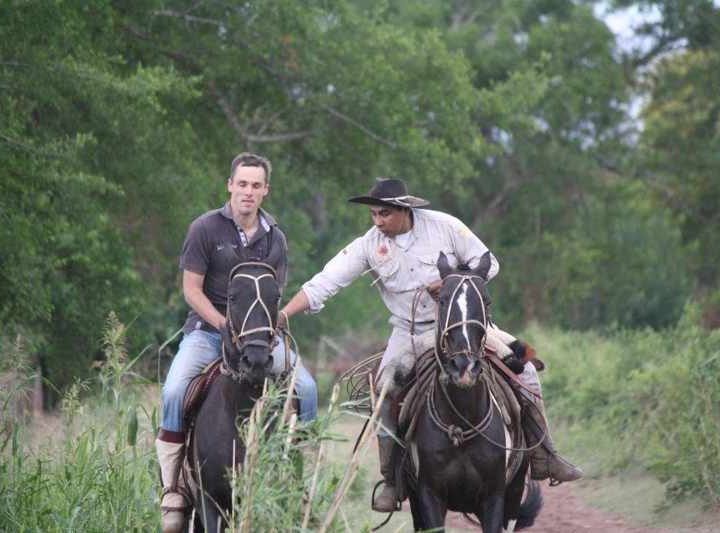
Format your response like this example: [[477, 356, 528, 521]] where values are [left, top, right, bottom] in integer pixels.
[[302, 209, 499, 328]]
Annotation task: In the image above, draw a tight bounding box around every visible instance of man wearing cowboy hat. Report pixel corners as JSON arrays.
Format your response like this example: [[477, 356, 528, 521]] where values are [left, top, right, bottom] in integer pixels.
[[280, 177, 581, 512]]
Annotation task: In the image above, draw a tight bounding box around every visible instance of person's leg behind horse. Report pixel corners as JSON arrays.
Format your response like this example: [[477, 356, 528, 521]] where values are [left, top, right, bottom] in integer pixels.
[[270, 335, 318, 422], [373, 324, 435, 512], [486, 325, 582, 484], [157, 329, 222, 533]]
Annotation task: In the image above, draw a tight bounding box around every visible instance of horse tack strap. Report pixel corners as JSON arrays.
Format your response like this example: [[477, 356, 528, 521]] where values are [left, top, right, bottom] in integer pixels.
[[484, 352, 542, 400]]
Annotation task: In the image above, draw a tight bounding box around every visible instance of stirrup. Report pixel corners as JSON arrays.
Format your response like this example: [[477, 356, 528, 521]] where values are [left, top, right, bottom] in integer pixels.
[[161, 486, 192, 514], [371, 480, 401, 513]]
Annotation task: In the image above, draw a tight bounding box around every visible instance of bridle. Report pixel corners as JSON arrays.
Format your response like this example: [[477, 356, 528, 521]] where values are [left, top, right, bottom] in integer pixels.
[[423, 272, 547, 452], [435, 273, 488, 365], [221, 261, 279, 382]]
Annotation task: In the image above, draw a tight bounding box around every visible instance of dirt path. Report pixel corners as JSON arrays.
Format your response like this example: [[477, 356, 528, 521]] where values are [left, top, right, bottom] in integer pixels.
[[444, 482, 707, 533], [332, 416, 718, 532]]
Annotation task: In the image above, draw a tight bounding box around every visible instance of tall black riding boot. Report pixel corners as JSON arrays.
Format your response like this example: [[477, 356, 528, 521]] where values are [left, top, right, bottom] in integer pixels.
[[372, 436, 399, 512], [522, 398, 583, 484]]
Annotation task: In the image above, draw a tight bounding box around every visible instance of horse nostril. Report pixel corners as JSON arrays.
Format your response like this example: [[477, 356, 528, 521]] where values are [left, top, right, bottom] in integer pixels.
[[241, 355, 251, 368], [451, 357, 467, 374]]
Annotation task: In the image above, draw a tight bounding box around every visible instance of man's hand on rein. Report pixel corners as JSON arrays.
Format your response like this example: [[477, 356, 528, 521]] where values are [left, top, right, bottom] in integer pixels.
[[426, 279, 443, 301], [277, 309, 289, 331]]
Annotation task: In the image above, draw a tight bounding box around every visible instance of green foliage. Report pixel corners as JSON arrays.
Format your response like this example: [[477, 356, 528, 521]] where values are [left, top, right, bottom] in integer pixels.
[[0, 318, 369, 532], [0, 319, 157, 532], [530, 307, 720, 503], [640, 49, 720, 291], [2, 0, 719, 399], [496, 180, 692, 329]]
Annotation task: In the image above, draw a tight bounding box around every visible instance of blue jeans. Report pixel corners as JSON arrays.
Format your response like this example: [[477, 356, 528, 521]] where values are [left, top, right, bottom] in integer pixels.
[[161, 330, 318, 432]]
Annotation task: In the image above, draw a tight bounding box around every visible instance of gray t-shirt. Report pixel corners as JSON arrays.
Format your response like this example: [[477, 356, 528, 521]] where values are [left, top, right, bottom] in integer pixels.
[[179, 203, 287, 333]]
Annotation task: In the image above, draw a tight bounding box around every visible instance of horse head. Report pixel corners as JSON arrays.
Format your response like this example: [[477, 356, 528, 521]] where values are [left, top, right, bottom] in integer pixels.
[[435, 251, 492, 388], [220, 258, 281, 384]]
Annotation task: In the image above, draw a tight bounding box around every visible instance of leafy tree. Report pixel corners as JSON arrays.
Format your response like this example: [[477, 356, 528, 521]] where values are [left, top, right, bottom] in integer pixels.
[[0, 1, 206, 395]]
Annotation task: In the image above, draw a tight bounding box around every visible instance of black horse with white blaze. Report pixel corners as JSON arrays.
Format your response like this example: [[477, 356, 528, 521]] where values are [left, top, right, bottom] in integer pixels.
[[189, 259, 282, 532], [403, 251, 542, 532]]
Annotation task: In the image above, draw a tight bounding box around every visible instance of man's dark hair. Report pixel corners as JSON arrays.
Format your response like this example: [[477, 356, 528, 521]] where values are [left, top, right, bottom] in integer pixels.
[[229, 152, 272, 183]]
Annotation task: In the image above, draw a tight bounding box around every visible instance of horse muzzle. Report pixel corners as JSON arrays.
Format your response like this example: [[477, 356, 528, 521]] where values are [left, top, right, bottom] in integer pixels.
[[447, 353, 482, 388]]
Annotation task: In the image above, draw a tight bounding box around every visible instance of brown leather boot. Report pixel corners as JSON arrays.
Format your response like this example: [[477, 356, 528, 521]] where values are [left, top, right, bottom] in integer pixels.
[[156, 438, 191, 533], [522, 399, 583, 484], [372, 436, 399, 512]]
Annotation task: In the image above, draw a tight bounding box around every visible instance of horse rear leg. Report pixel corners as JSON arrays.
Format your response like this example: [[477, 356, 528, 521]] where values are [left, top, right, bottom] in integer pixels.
[[412, 483, 447, 532]]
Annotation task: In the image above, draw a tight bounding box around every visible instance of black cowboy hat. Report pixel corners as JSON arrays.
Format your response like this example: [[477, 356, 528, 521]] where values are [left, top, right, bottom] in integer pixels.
[[348, 177, 430, 209]]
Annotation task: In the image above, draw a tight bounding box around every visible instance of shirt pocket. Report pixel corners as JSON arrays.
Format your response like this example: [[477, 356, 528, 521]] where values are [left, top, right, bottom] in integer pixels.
[[416, 248, 458, 274], [369, 255, 401, 288]]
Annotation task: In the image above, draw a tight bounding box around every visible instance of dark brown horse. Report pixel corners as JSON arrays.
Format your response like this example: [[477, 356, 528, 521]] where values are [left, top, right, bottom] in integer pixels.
[[188, 260, 282, 532], [401, 252, 542, 532]]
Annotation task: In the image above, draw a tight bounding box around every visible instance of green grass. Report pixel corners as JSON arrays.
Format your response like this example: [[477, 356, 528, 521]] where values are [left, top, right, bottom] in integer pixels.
[[524, 304, 720, 505], [3, 309, 719, 531]]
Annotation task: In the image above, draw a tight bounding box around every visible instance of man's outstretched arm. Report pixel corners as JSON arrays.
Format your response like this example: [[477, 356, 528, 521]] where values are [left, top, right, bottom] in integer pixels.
[[279, 236, 370, 329], [278, 289, 311, 329]]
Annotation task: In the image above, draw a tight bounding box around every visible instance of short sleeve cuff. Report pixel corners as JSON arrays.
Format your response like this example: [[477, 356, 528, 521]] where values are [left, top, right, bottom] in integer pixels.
[[179, 260, 207, 275]]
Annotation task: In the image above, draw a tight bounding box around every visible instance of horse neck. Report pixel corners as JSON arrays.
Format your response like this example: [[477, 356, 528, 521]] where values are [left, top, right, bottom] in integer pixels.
[[439, 376, 490, 425], [219, 375, 263, 415]]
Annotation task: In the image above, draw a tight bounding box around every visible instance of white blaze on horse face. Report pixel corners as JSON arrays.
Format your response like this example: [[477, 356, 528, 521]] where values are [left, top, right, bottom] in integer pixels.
[[456, 283, 471, 352]]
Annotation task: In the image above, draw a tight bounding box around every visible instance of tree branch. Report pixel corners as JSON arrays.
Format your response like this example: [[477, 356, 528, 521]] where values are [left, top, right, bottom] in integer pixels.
[[208, 81, 312, 143], [320, 104, 397, 149], [152, 9, 222, 27]]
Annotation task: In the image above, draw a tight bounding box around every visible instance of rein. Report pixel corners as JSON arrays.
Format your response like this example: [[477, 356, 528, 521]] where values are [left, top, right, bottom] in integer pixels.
[[221, 262, 280, 383]]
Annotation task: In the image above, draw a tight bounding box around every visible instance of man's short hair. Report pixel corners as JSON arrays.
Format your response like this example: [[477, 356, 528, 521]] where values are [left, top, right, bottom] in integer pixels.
[[229, 152, 272, 183]]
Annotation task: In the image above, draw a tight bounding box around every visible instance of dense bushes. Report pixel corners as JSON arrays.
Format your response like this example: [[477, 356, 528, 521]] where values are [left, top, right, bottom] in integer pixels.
[[530, 306, 720, 503]]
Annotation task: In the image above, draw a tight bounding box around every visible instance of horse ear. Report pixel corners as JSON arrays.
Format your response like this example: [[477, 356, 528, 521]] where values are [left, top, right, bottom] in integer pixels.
[[264, 234, 283, 272], [473, 251, 492, 281], [437, 252, 452, 279]]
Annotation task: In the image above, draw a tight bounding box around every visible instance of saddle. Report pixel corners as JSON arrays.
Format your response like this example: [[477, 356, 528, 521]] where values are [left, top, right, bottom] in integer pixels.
[[396, 347, 522, 443], [340, 347, 528, 500], [182, 358, 223, 430], [394, 349, 526, 498]]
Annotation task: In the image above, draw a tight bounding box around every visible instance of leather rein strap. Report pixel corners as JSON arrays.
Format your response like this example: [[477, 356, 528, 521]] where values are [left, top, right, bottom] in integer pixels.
[[485, 352, 542, 400]]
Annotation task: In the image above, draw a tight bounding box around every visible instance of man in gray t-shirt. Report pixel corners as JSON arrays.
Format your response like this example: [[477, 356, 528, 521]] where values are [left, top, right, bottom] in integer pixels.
[[155, 153, 318, 533]]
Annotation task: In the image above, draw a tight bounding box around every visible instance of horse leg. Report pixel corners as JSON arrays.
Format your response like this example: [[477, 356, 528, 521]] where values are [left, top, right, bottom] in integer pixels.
[[476, 492, 504, 533], [196, 493, 225, 533], [503, 463, 528, 531], [190, 509, 203, 533], [414, 483, 447, 532], [407, 488, 423, 532]]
